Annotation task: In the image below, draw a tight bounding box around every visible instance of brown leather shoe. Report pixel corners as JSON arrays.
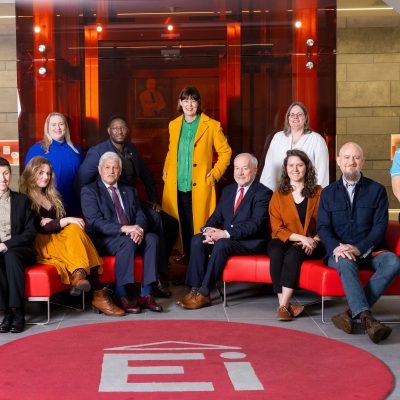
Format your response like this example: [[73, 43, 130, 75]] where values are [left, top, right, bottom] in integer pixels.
[[289, 303, 305, 318], [137, 295, 163, 312], [176, 288, 197, 307], [71, 268, 91, 293], [332, 309, 353, 334], [360, 312, 392, 344], [117, 296, 141, 314], [92, 288, 125, 316], [180, 292, 211, 310], [277, 305, 293, 321]]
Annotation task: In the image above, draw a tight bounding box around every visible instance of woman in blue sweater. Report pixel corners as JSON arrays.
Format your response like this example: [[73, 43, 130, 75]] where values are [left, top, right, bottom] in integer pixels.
[[26, 112, 84, 215]]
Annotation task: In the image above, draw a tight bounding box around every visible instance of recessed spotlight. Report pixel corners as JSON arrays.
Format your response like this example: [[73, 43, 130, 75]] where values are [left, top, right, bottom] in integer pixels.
[[34, 25, 41, 33], [96, 25, 103, 33], [38, 44, 46, 53], [294, 21, 302, 28], [38, 66, 47, 75], [167, 24, 174, 31]]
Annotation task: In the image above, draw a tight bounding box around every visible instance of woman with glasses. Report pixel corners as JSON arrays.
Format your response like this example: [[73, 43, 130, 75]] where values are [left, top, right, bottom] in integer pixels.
[[25, 112, 84, 215], [162, 86, 232, 260], [260, 102, 329, 191]]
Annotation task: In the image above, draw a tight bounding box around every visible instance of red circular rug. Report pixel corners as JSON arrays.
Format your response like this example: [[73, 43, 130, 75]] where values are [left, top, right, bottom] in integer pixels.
[[0, 320, 393, 399]]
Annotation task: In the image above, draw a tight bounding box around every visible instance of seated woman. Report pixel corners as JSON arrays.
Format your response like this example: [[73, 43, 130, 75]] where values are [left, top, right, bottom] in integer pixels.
[[0, 157, 36, 334], [268, 149, 325, 321], [19, 156, 124, 317]]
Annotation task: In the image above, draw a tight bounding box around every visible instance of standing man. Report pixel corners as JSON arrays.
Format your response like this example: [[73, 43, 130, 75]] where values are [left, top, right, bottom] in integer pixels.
[[176, 153, 272, 310], [390, 147, 400, 222], [317, 142, 400, 344], [81, 152, 163, 314], [77, 115, 178, 297]]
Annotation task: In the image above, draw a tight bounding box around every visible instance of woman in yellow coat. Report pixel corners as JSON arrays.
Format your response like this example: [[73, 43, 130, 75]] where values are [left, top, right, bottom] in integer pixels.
[[162, 87, 232, 257]]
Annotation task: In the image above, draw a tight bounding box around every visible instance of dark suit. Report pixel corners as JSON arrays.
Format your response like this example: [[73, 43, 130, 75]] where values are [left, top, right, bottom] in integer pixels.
[[76, 139, 178, 273], [81, 179, 157, 288], [186, 181, 272, 291], [0, 191, 36, 310]]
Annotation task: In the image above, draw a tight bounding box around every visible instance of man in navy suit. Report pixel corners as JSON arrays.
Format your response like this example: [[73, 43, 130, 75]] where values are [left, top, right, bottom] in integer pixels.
[[76, 115, 178, 297], [81, 152, 162, 314], [177, 153, 273, 309]]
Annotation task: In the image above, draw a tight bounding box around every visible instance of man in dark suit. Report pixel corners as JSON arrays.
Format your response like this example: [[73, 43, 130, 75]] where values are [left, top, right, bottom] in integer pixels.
[[76, 115, 178, 297], [177, 153, 273, 310], [0, 157, 36, 333], [81, 151, 162, 314]]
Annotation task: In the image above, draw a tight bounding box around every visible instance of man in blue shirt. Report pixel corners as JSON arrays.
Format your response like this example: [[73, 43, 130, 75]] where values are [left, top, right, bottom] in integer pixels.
[[317, 142, 400, 344], [390, 148, 400, 222]]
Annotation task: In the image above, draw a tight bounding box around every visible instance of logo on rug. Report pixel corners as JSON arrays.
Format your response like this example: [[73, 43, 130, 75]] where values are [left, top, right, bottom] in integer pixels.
[[99, 340, 264, 393]]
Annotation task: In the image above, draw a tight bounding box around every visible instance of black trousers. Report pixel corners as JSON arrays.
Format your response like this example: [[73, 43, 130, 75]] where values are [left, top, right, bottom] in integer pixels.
[[141, 202, 178, 273], [177, 191, 193, 257], [0, 247, 36, 310], [268, 238, 325, 293], [186, 234, 259, 291]]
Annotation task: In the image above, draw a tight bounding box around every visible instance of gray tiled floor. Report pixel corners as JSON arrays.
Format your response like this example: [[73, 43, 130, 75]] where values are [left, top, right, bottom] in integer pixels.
[[0, 282, 399, 398]]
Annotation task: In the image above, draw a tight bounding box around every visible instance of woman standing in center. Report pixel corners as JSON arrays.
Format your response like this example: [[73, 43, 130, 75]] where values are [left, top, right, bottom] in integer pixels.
[[268, 149, 325, 321], [162, 87, 232, 259]]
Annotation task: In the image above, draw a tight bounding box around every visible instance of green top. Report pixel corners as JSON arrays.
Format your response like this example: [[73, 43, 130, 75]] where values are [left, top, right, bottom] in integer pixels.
[[177, 114, 201, 192]]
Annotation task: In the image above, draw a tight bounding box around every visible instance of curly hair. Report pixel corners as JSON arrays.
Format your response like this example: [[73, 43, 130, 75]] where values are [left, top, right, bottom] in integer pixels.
[[277, 149, 317, 198], [283, 102, 312, 135], [41, 112, 79, 155], [19, 156, 65, 218]]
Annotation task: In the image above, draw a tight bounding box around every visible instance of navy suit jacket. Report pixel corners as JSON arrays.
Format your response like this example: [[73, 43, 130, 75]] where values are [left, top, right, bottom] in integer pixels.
[[204, 181, 272, 250], [81, 179, 148, 240], [76, 139, 158, 203]]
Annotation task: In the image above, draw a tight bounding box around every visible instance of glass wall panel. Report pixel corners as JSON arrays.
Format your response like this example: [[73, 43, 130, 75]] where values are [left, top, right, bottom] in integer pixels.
[[16, 0, 336, 198]]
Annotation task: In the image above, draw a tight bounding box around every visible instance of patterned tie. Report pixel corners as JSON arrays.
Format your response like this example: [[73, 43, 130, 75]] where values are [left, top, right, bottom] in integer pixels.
[[109, 186, 129, 225], [233, 187, 244, 215]]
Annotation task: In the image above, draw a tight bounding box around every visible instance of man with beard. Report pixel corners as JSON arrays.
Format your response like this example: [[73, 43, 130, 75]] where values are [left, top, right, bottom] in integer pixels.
[[317, 142, 400, 344]]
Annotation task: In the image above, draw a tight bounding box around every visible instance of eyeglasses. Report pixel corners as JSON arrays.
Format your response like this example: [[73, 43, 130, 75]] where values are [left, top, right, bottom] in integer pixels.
[[289, 113, 305, 119], [110, 126, 128, 132]]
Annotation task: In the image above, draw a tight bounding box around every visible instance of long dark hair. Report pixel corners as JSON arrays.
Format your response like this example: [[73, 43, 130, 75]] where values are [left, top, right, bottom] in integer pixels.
[[278, 149, 317, 198], [176, 86, 202, 114]]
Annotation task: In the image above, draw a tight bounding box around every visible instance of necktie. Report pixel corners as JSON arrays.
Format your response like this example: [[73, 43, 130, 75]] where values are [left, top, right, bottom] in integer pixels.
[[109, 186, 129, 225], [233, 187, 244, 215]]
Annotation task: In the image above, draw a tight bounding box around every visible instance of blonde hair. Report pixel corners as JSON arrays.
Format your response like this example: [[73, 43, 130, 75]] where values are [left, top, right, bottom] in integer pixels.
[[41, 112, 79, 154], [19, 156, 66, 218]]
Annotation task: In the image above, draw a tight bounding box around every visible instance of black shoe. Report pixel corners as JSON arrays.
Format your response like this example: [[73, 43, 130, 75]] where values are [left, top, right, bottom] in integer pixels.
[[331, 309, 354, 334], [0, 314, 14, 333], [10, 314, 25, 333], [152, 281, 172, 298]]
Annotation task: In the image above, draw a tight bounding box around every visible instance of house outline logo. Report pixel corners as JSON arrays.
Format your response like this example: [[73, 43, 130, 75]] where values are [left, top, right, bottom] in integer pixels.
[[99, 340, 264, 393]]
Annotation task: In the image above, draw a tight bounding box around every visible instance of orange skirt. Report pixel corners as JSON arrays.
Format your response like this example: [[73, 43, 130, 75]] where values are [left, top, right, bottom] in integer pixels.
[[34, 224, 103, 285]]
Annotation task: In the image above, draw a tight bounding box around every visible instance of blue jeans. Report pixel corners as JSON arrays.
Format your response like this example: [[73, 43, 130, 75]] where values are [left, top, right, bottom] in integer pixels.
[[327, 252, 400, 318]]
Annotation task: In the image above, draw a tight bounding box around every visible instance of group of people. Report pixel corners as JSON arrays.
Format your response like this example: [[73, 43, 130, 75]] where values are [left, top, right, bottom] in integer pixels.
[[0, 87, 399, 345]]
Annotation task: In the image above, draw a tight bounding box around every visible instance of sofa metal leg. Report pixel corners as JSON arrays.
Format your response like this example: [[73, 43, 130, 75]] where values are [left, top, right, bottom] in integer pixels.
[[26, 297, 51, 325], [223, 282, 228, 307]]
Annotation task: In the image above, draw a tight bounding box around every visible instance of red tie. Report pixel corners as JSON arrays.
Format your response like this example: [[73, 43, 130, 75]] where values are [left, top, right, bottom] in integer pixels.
[[233, 187, 244, 215]]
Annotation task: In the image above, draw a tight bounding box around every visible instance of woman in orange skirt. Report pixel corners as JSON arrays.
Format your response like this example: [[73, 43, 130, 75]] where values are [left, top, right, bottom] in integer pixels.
[[19, 156, 124, 316]]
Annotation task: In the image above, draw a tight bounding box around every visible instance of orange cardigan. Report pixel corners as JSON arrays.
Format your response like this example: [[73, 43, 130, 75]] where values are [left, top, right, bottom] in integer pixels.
[[269, 186, 322, 242]]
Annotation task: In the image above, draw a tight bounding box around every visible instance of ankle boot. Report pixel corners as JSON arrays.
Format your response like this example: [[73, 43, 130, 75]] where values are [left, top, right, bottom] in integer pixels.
[[92, 288, 125, 317], [71, 268, 91, 295], [360, 311, 392, 344]]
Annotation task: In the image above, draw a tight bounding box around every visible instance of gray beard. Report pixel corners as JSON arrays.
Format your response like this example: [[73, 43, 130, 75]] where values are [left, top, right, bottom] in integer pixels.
[[343, 171, 361, 182]]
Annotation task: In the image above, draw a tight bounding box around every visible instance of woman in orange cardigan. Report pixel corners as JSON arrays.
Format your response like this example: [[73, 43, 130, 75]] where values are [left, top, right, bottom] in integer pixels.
[[268, 149, 325, 321]]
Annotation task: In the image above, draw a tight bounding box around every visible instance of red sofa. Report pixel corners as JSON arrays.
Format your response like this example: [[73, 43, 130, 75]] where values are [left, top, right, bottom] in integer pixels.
[[222, 220, 400, 322], [24, 256, 143, 324]]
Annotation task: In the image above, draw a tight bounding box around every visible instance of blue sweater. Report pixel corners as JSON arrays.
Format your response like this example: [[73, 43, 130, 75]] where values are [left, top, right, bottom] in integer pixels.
[[317, 175, 388, 257], [26, 141, 84, 215]]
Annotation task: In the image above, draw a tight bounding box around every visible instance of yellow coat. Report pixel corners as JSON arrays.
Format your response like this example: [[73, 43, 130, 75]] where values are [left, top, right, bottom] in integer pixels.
[[162, 113, 232, 252]]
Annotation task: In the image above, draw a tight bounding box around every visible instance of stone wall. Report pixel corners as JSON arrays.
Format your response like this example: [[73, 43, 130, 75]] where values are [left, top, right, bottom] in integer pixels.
[[337, 10, 400, 209], [0, 1, 18, 190]]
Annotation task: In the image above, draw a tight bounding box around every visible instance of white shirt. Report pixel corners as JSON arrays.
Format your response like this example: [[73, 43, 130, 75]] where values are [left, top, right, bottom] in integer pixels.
[[260, 130, 329, 191], [102, 181, 126, 212]]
